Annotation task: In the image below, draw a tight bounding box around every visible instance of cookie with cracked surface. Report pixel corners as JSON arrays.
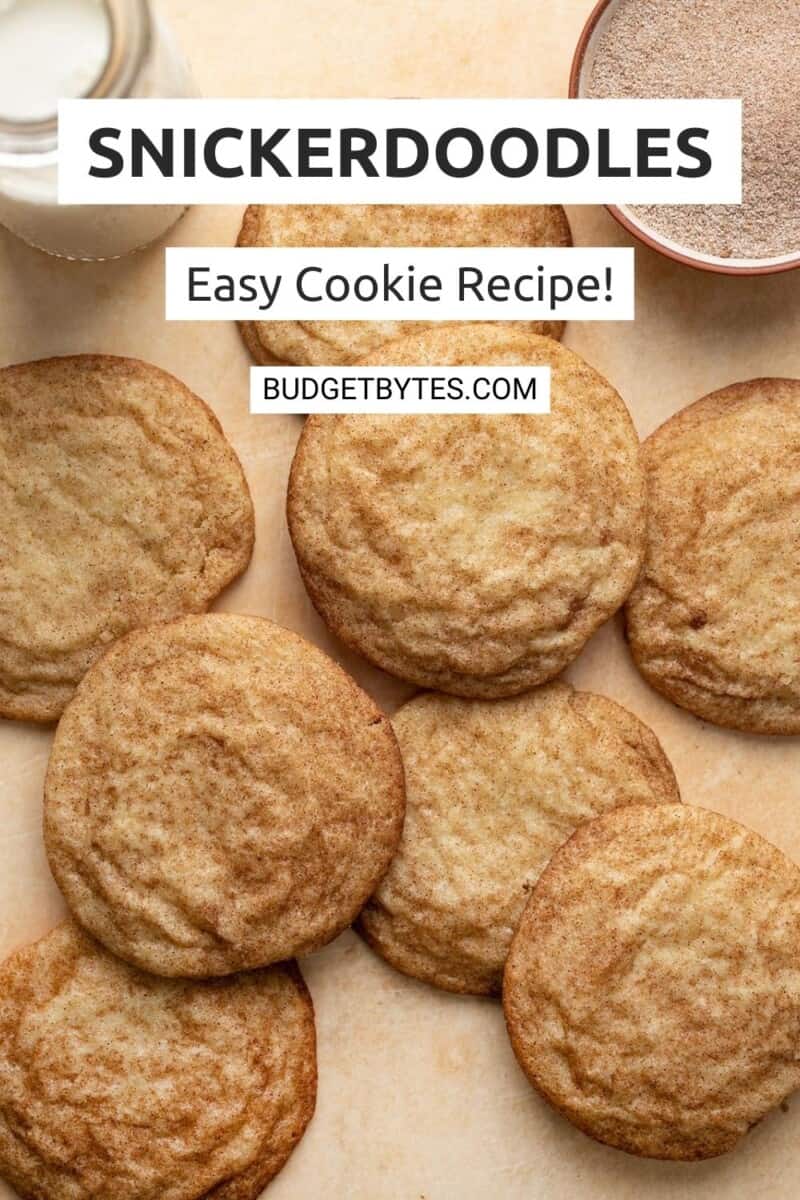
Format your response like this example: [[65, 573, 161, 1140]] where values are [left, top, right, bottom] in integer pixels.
[[287, 327, 646, 697], [359, 683, 679, 995], [0, 920, 316, 1200], [625, 378, 800, 733], [503, 803, 800, 1160], [0, 355, 254, 723], [44, 613, 405, 977], [237, 204, 571, 365]]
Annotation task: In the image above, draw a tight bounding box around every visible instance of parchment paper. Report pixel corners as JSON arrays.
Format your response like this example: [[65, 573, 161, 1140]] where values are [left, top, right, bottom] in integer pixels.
[[2, 2, 800, 1196]]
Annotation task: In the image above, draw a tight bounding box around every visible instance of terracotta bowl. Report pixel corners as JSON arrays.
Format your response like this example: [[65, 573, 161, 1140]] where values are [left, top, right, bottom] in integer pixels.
[[569, 0, 800, 276]]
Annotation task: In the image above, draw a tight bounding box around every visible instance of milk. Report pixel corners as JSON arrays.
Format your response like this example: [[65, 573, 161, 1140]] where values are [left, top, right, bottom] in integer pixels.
[[0, 0, 190, 259], [0, 0, 112, 122]]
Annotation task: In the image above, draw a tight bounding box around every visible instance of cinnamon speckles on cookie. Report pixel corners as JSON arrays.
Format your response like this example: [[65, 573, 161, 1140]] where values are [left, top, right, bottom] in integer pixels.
[[287, 327, 646, 696], [0, 921, 316, 1200], [359, 683, 679, 995], [504, 804, 800, 1160], [237, 204, 571, 364], [626, 378, 800, 733], [0, 355, 254, 722], [44, 613, 405, 977]]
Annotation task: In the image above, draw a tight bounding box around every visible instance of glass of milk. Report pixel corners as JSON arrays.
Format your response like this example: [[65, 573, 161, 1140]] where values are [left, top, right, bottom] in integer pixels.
[[0, 0, 194, 259]]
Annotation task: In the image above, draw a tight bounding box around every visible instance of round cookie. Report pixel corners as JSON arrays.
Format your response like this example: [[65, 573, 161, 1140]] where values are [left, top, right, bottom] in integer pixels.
[[0, 355, 254, 723], [287, 327, 646, 697], [625, 378, 800, 733], [0, 920, 316, 1200], [44, 613, 405, 977], [237, 204, 571, 365], [503, 803, 800, 1160], [359, 683, 679, 995]]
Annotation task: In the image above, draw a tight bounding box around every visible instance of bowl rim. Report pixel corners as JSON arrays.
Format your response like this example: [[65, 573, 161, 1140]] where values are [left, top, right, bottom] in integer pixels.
[[568, 0, 800, 277]]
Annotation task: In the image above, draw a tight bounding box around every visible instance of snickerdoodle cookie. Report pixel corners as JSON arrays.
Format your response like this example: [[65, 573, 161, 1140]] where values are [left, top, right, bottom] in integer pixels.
[[0, 355, 254, 723], [359, 683, 678, 994], [237, 204, 571, 364], [287, 327, 645, 696], [626, 378, 800, 733], [0, 920, 316, 1200], [504, 803, 800, 1160], [44, 614, 405, 977]]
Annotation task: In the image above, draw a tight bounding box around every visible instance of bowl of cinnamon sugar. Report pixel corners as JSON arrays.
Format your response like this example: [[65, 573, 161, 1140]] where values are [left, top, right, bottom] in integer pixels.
[[570, 0, 800, 275]]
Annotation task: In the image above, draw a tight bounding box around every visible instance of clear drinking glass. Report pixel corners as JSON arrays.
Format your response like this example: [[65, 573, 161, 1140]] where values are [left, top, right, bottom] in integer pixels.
[[0, 0, 194, 260]]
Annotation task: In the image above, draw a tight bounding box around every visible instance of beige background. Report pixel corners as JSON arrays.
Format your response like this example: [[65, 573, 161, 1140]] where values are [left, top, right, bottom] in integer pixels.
[[2, 1, 800, 1196]]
